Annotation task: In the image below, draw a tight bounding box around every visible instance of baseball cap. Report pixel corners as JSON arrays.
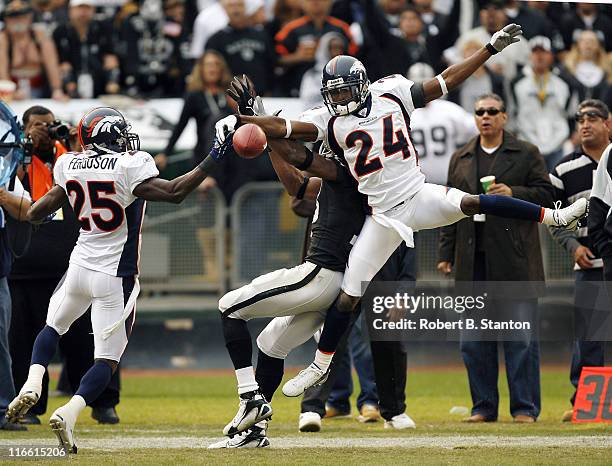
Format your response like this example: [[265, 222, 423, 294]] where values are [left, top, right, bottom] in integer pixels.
[[70, 0, 95, 7], [529, 35, 552, 52]]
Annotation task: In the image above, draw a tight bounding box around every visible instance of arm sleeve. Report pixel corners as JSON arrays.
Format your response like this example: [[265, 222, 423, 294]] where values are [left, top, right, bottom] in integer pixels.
[[165, 93, 201, 155], [125, 152, 160, 194], [589, 144, 612, 257], [298, 105, 330, 142]]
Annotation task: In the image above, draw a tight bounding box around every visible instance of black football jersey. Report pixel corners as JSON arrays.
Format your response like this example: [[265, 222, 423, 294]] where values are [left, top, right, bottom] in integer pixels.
[[305, 160, 367, 272]]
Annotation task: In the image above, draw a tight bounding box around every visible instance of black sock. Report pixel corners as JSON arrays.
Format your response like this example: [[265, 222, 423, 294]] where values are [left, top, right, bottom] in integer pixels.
[[31, 325, 60, 366], [318, 302, 352, 353], [75, 361, 113, 405], [255, 350, 284, 402], [479, 194, 543, 222], [222, 316, 253, 370]]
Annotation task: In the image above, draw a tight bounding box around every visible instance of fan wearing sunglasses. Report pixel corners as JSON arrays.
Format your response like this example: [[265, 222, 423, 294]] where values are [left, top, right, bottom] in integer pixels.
[[438, 92, 555, 424], [549, 99, 611, 423]]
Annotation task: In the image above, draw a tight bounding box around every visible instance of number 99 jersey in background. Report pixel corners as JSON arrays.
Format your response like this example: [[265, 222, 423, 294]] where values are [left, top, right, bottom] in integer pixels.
[[53, 150, 159, 277], [300, 74, 426, 214]]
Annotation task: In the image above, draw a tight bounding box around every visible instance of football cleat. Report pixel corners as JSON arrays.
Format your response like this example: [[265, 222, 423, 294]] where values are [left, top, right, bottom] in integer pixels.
[[282, 363, 329, 397], [383, 413, 416, 430], [223, 390, 272, 437], [550, 198, 588, 231], [209, 421, 270, 449], [49, 411, 77, 454], [5, 391, 39, 424], [298, 412, 322, 432]]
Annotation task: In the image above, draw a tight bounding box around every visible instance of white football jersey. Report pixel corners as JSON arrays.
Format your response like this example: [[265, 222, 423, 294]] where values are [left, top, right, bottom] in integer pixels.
[[410, 100, 478, 185], [300, 74, 425, 213], [53, 150, 159, 277]]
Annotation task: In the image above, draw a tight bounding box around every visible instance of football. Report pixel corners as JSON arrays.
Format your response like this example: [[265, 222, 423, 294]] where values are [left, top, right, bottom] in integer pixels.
[[232, 123, 267, 159]]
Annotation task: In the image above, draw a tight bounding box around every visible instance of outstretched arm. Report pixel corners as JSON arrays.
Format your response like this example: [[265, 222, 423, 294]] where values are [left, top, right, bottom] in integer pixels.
[[237, 114, 320, 142], [27, 185, 67, 224], [268, 139, 323, 198], [133, 155, 218, 203], [422, 24, 523, 103], [268, 138, 338, 182]]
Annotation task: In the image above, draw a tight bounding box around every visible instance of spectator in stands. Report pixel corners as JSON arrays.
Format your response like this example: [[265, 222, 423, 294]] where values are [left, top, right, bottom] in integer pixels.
[[155, 50, 232, 171], [265, 0, 303, 40], [549, 99, 611, 423], [511, 36, 572, 171], [118, 0, 191, 97], [31, 0, 69, 35], [407, 63, 477, 185], [8, 106, 120, 426], [448, 39, 505, 114], [53, 0, 121, 99], [190, 0, 265, 59], [359, 1, 433, 81], [299, 31, 347, 109], [413, 0, 460, 72], [206, 0, 276, 96], [560, 30, 612, 104], [0, 0, 67, 100], [0, 118, 32, 431], [445, 0, 529, 81], [503, 0, 559, 44], [438, 93, 553, 424], [377, 0, 407, 30], [560, 2, 612, 53], [274, 0, 357, 97]]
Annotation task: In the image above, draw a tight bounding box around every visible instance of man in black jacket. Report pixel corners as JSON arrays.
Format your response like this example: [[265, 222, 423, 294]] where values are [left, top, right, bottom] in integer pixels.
[[438, 93, 554, 423]]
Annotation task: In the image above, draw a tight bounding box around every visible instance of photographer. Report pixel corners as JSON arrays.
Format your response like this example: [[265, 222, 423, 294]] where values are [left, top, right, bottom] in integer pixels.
[[8, 106, 120, 425]]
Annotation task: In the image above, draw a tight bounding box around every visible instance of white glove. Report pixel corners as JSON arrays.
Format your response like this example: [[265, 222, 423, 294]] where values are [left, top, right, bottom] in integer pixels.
[[215, 114, 238, 143], [489, 23, 523, 53]]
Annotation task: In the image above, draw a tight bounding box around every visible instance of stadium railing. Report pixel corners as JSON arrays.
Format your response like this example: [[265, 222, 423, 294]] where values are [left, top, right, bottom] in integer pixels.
[[230, 182, 307, 288], [139, 186, 227, 295]]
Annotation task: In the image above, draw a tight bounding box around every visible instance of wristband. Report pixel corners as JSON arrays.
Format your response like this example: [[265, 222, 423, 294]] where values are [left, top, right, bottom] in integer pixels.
[[435, 74, 448, 96], [485, 43, 499, 55], [295, 177, 310, 200], [283, 117, 292, 139], [296, 147, 314, 170]]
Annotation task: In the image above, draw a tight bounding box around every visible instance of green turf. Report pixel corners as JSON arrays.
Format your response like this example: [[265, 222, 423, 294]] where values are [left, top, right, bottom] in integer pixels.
[[2, 368, 611, 464]]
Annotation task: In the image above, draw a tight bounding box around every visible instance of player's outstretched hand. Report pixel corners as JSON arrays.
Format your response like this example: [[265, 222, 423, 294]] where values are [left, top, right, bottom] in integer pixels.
[[227, 74, 267, 117], [489, 23, 522, 52], [215, 115, 239, 144], [210, 130, 234, 162]]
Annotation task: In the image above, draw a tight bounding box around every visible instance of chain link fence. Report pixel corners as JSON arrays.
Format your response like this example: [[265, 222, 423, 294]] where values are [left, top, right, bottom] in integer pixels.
[[139, 187, 226, 293]]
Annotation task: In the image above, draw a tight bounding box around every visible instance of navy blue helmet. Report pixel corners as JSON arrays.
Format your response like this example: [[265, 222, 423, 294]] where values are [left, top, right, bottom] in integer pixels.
[[321, 55, 370, 116]]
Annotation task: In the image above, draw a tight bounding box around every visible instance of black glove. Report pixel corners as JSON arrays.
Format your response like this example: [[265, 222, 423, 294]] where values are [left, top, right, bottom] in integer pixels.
[[227, 74, 258, 116]]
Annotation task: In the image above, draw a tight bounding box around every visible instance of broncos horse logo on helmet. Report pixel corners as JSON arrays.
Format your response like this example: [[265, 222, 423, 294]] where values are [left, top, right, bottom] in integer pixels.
[[321, 55, 370, 116], [78, 107, 140, 154]]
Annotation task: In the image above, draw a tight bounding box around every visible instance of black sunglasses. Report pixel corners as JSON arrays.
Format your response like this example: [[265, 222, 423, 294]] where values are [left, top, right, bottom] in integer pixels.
[[575, 110, 608, 123], [475, 107, 503, 116]]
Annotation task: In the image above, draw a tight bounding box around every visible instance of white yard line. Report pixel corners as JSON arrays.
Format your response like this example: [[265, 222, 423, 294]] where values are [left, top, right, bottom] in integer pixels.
[[1, 435, 611, 450]]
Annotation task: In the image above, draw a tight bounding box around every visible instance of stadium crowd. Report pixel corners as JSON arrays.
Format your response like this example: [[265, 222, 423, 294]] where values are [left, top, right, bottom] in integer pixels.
[[0, 0, 610, 438]]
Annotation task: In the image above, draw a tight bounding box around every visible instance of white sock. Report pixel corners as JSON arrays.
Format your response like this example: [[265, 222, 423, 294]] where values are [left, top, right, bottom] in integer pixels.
[[58, 395, 86, 423], [541, 207, 555, 225], [21, 364, 45, 395], [235, 367, 259, 395], [313, 350, 333, 372]]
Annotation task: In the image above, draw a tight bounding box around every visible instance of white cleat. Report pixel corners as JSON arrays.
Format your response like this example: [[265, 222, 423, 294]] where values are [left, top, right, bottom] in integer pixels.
[[384, 413, 416, 430], [550, 198, 588, 230], [282, 364, 329, 397], [5, 391, 40, 423], [223, 390, 272, 437], [209, 421, 270, 449], [49, 411, 77, 454], [298, 411, 322, 432]]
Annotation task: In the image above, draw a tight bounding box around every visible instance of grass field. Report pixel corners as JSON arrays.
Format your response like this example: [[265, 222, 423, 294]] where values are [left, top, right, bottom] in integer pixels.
[[1, 367, 611, 464]]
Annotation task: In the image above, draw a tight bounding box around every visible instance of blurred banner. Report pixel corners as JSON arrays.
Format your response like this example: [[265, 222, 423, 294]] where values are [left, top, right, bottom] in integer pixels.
[[7, 98, 304, 152]]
